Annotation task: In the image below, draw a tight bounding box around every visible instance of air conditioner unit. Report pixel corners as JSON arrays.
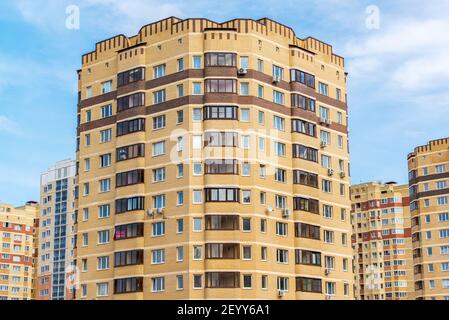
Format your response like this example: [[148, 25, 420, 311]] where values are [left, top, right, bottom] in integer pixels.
[[266, 206, 274, 214], [282, 209, 291, 218], [325, 118, 332, 125], [278, 290, 286, 297], [340, 171, 346, 178], [146, 209, 154, 216], [325, 268, 331, 276], [327, 169, 334, 176], [156, 208, 164, 215], [325, 294, 333, 300], [238, 68, 248, 75], [320, 141, 328, 149]]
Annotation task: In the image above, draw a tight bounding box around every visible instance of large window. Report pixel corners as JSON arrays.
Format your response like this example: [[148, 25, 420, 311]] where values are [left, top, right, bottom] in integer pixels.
[[117, 67, 145, 87], [203, 106, 238, 120], [291, 94, 316, 111], [205, 79, 237, 93], [114, 250, 144, 267], [295, 223, 320, 240], [205, 53, 237, 67], [114, 223, 144, 240], [205, 215, 239, 231], [115, 197, 145, 214], [204, 132, 238, 147], [116, 169, 144, 188], [206, 244, 239, 259], [206, 272, 240, 288], [114, 277, 143, 294], [117, 92, 145, 112], [116, 144, 145, 162], [205, 188, 240, 202], [290, 69, 315, 88], [205, 159, 238, 174], [116, 118, 145, 136], [295, 250, 321, 266], [294, 197, 319, 213], [292, 144, 318, 162], [293, 170, 318, 188], [292, 119, 316, 137], [296, 277, 322, 293]]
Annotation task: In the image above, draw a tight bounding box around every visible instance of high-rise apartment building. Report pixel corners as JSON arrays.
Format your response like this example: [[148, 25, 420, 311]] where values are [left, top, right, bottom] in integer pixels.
[[408, 137, 449, 300], [75, 17, 352, 300], [37, 159, 77, 300], [350, 182, 414, 300], [0, 201, 39, 300]]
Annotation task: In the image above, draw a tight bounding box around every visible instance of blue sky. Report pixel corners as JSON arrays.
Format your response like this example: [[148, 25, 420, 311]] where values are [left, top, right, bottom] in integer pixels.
[[1, 0, 448, 206]]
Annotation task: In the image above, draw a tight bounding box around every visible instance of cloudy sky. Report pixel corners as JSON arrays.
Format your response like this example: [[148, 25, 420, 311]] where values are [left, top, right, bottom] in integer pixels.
[[0, 0, 448, 205]]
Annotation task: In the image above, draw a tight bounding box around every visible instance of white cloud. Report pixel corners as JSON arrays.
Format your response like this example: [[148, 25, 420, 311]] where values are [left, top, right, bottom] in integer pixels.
[[0, 116, 23, 136]]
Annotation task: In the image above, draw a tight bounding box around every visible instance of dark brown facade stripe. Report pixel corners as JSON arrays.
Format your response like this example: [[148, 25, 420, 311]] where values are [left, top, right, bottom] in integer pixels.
[[409, 171, 449, 186], [78, 94, 347, 135], [416, 188, 449, 199], [79, 67, 347, 112]]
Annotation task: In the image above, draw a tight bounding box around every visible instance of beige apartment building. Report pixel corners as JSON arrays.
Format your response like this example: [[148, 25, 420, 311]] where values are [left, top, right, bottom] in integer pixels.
[[75, 17, 353, 300], [37, 159, 77, 300], [408, 138, 449, 300], [0, 201, 39, 300], [350, 182, 414, 300]]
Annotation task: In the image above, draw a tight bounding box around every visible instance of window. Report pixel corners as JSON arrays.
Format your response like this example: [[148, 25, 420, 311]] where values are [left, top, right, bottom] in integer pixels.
[[86, 86, 92, 98], [295, 223, 320, 240], [100, 154, 111, 168], [291, 94, 315, 111], [205, 188, 239, 202], [205, 53, 236, 67], [177, 84, 184, 97], [193, 108, 202, 121], [243, 246, 252, 260], [153, 64, 166, 78], [292, 119, 316, 137], [118, 67, 145, 87], [153, 115, 166, 130], [293, 197, 319, 214], [276, 222, 288, 236], [153, 89, 166, 104], [243, 275, 252, 289], [117, 92, 145, 112], [273, 90, 284, 104], [177, 192, 184, 206], [85, 110, 92, 122], [258, 85, 264, 98], [206, 272, 240, 289], [114, 223, 144, 240], [97, 256, 109, 270], [116, 169, 144, 187], [320, 131, 330, 145], [205, 159, 238, 174], [205, 79, 237, 93], [193, 56, 202, 69], [193, 82, 202, 95], [318, 82, 329, 96], [193, 275, 203, 289], [193, 246, 203, 260], [83, 183, 90, 196], [84, 158, 91, 172], [293, 170, 318, 188], [152, 222, 165, 237], [272, 65, 284, 80], [336, 88, 341, 101], [274, 142, 286, 157], [240, 82, 249, 96], [293, 144, 318, 162], [116, 144, 145, 162], [242, 190, 251, 204], [101, 104, 112, 118], [97, 283, 109, 297], [278, 277, 289, 292], [277, 249, 289, 264], [275, 168, 286, 183], [151, 249, 165, 264], [98, 230, 110, 244], [177, 110, 184, 124], [152, 168, 166, 182], [85, 134, 91, 146], [295, 250, 321, 266], [99, 204, 110, 218], [290, 69, 315, 88], [240, 56, 249, 69], [257, 59, 263, 72], [152, 141, 166, 156], [177, 58, 184, 72], [193, 191, 203, 204], [151, 277, 165, 292], [242, 218, 251, 232], [153, 195, 166, 209], [116, 118, 145, 136], [258, 111, 265, 124], [114, 277, 143, 294], [322, 180, 332, 193], [82, 233, 89, 246], [240, 108, 250, 122], [273, 116, 285, 131], [242, 162, 250, 176], [324, 256, 335, 271], [323, 205, 333, 218], [321, 155, 332, 169], [177, 246, 184, 261], [193, 163, 202, 175], [115, 197, 144, 214], [324, 230, 334, 244], [203, 106, 238, 120], [100, 129, 112, 143], [177, 163, 184, 178], [436, 164, 446, 173], [101, 80, 112, 94], [177, 275, 184, 290], [296, 277, 322, 293], [325, 282, 336, 296], [206, 215, 239, 231]]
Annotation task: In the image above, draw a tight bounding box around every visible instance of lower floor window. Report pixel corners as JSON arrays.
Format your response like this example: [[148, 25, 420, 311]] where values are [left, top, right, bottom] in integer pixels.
[[152, 277, 165, 292]]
